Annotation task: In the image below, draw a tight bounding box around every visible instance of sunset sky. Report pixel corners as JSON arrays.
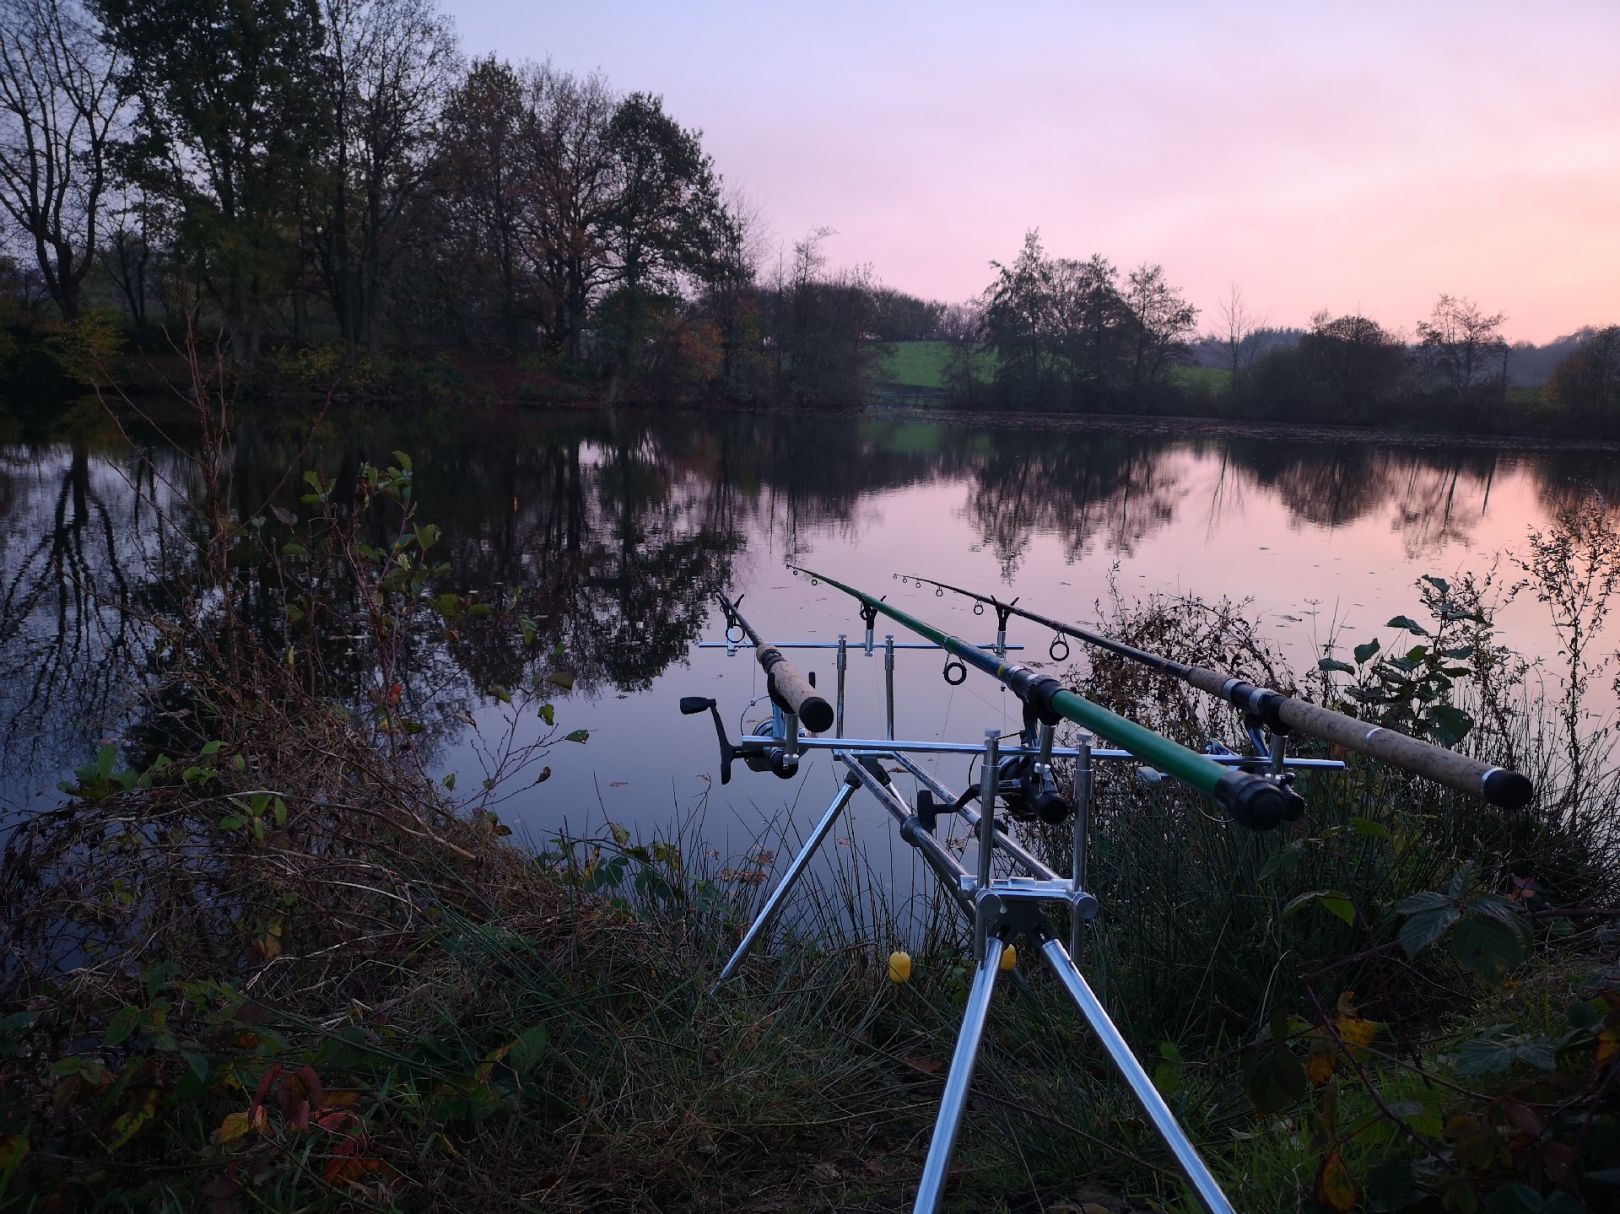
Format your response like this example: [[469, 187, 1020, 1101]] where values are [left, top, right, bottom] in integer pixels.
[[444, 1, 1620, 344]]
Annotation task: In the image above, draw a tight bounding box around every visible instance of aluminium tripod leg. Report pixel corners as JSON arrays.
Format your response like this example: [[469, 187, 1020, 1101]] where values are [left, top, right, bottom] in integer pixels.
[[710, 770, 861, 992], [1034, 930, 1236, 1214], [912, 933, 1007, 1214]]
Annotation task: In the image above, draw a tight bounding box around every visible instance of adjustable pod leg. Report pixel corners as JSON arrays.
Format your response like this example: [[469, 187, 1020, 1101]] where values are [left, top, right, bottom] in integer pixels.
[[1033, 929, 1236, 1214], [912, 932, 1008, 1214], [710, 772, 860, 992]]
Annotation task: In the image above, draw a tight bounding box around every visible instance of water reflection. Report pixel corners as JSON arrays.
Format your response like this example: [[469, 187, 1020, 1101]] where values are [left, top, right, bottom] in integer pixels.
[[0, 403, 1613, 819]]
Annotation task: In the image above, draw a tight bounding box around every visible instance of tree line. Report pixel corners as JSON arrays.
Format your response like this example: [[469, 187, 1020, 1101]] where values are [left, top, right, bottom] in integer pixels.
[[0, 0, 925, 403], [1, 0, 1614, 429], [943, 232, 1620, 434]]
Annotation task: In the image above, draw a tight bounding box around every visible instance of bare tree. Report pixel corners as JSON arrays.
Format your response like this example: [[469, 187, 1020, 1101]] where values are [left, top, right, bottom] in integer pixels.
[[1217, 280, 1266, 388], [0, 0, 126, 322], [1417, 294, 1509, 405]]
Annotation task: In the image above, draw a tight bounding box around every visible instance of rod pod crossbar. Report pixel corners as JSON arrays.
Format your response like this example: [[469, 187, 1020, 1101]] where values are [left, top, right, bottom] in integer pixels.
[[896, 573, 1534, 810], [789, 565, 1297, 831]]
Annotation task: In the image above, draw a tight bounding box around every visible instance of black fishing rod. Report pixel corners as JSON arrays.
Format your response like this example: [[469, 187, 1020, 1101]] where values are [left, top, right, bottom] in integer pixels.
[[895, 573, 1533, 810], [788, 565, 1296, 831]]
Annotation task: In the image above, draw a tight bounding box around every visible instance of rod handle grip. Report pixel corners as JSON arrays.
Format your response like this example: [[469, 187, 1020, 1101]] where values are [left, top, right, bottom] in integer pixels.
[[758, 646, 835, 732], [1186, 667, 1534, 808]]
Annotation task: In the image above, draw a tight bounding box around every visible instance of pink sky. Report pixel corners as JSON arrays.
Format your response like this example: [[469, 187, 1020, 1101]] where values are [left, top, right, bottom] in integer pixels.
[[444, 0, 1619, 343]]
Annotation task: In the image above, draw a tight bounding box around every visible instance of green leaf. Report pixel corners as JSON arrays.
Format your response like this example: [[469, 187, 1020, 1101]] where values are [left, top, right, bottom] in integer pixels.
[[510, 1023, 550, 1072], [1398, 906, 1460, 958], [1281, 890, 1356, 926], [281, 541, 308, 558], [218, 815, 246, 831], [180, 1048, 210, 1081], [1348, 816, 1391, 839], [1353, 638, 1381, 665], [392, 450, 412, 472], [1242, 1039, 1306, 1116], [50, 1055, 107, 1082], [1454, 1031, 1518, 1076], [1393, 890, 1452, 914], [564, 729, 589, 744], [105, 1006, 141, 1047], [1568, 1000, 1601, 1030], [1318, 658, 1355, 674], [538, 703, 555, 727], [1386, 615, 1430, 635], [1424, 704, 1473, 747], [1421, 575, 1450, 594], [200, 740, 223, 756], [1449, 916, 1524, 983], [1484, 1183, 1543, 1214]]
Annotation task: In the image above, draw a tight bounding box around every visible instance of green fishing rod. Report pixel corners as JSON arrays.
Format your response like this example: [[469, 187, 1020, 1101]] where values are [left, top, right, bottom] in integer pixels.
[[788, 565, 1297, 831], [896, 573, 1533, 811]]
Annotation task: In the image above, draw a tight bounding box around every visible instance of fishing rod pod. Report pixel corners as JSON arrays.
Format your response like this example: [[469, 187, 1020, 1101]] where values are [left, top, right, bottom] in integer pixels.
[[793, 566, 1295, 831], [718, 593, 835, 733], [897, 573, 1535, 811]]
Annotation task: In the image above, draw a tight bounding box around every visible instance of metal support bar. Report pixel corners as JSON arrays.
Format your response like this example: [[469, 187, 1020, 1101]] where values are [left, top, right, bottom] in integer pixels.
[[1071, 732, 1093, 960], [699, 640, 1024, 651], [885, 635, 896, 740], [889, 753, 1057, 882], [734, 734, 1343, 769], [1035, 931, 1235, 1214], [835, 634, 848, 735], [912, 934, 1007, 1214], [710, 776, 859, 991]]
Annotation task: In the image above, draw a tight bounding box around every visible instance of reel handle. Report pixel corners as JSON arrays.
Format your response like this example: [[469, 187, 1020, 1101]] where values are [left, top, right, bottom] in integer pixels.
[[678, 696, 736, 784]]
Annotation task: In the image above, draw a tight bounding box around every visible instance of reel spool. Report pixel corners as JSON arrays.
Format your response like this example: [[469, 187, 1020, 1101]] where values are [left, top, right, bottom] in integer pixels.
[[995, 751, 1072, 824]]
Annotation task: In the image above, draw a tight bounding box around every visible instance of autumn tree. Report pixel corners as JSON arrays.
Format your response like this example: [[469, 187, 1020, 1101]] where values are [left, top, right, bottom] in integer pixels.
[[1547, 325, 1620, 426], [0, 0, 126, 322], [520, 64, 616, 361], [1297, 311, 1409, 415], [982, 230, 1059, 401], [596, 91, 726, 378], [317, 0, 458, 358], [1049, 253, 1130, 408], [434, 56, 528, 349], [1121, 262, 1197, 404], [94, 0, 329, 362]]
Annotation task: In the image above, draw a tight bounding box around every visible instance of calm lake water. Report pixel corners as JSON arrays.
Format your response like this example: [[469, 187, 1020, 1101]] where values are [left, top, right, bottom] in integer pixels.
[[3, 404, 1616, 904]]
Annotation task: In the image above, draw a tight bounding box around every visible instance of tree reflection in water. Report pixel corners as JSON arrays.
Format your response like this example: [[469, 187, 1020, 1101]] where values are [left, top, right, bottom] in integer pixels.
[[1, 404, 1612, 817]]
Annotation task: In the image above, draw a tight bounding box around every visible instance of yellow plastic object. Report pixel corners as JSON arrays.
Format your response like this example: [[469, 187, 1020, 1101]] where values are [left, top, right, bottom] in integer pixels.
[[887, 951, 912, 983], [999, 945, 1017, 971]]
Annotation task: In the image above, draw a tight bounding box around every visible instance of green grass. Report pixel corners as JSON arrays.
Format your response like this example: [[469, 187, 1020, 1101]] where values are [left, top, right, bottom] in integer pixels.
[[880, 340, 952, 390], [882, 343, 1230, 397]]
